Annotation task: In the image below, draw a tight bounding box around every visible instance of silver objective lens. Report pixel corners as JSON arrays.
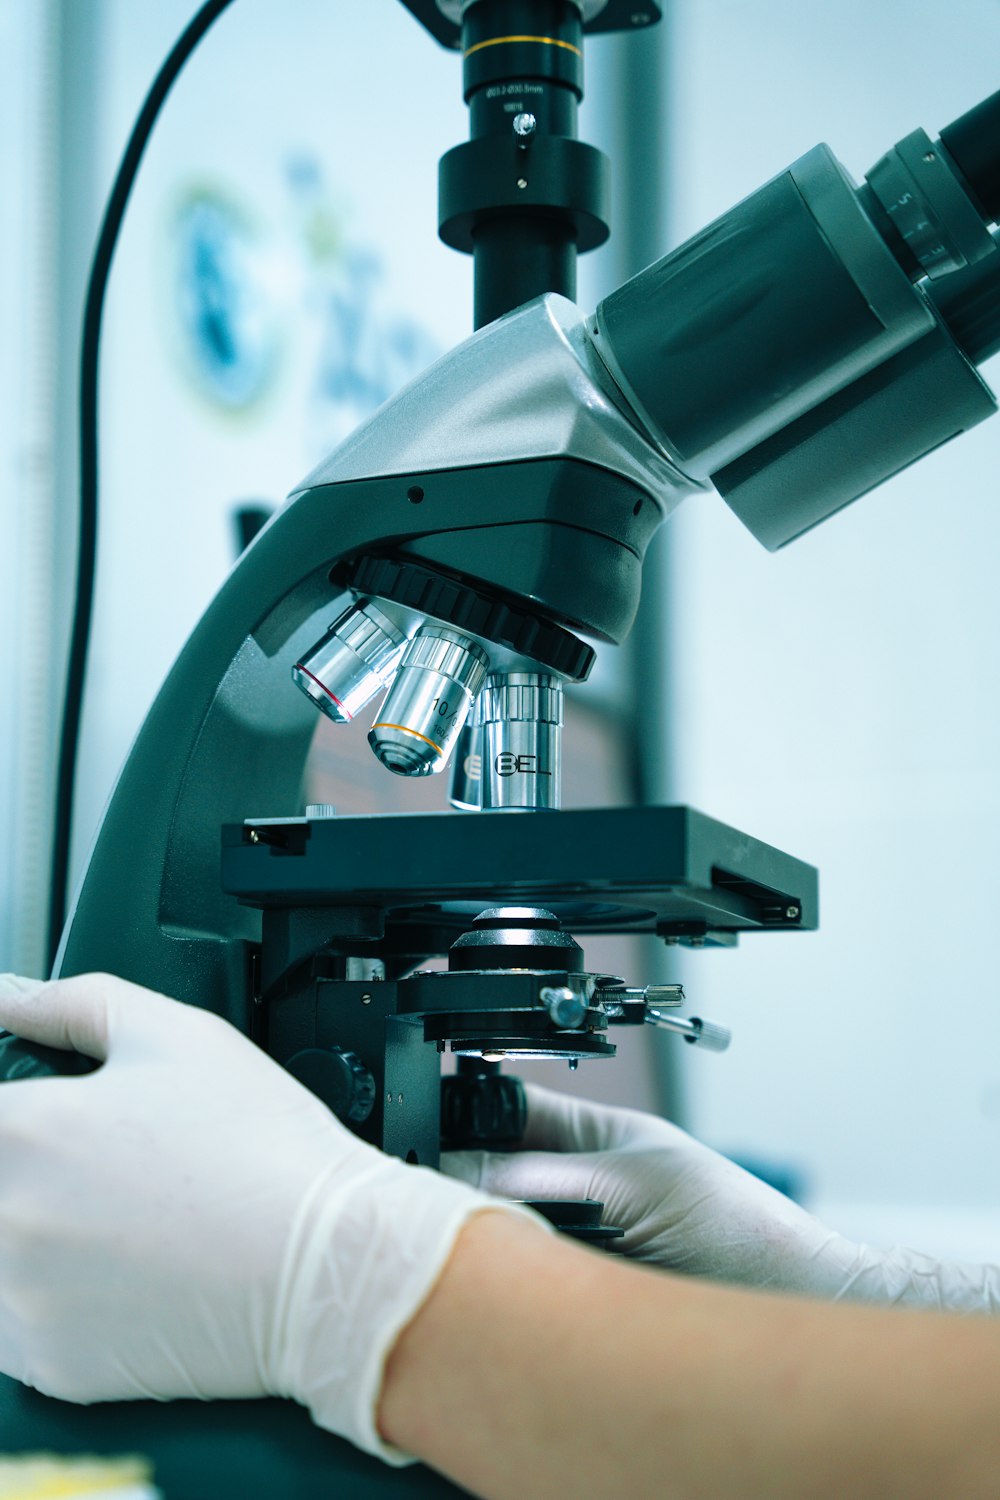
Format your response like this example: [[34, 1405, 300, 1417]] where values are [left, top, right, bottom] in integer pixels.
[[292, 601, 405, 723], [449, 719, 484, 810], [369, 625, 490, 776], [480, 672, 562, 809]]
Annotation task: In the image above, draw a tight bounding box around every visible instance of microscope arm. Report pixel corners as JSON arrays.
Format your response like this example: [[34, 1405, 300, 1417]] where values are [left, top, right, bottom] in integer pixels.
[[55, 92, 1000, 1019], [54, 296, 693, 1012]]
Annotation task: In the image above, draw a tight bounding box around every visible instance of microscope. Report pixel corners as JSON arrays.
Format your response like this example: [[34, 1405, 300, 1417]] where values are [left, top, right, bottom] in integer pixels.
[[3, 0, 1000, 1486], [8, 0, 1000, 1217]]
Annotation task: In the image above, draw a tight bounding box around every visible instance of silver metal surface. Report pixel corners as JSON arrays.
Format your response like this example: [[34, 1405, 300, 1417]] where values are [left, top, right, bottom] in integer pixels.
[[540, 984, 587, 1029], [513, 112, 537, 140], [645, 1010, 732, 1052], [600, 983, 684, 1017], [369, 626, 490, 776], [449, 721, 483, 810], [643, 984, 684, 1007], [289, 295, 695, 513], [305, 803, 337, 819], [479, 671, 562, 810], [292, 601, 404, 723]]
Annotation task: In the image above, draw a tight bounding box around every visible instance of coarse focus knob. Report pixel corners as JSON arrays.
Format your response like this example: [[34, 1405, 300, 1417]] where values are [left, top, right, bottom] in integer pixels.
[[369, 625, 490, 776], [285, 1047, 376, 1124], [440, 1069, 527, 1149]]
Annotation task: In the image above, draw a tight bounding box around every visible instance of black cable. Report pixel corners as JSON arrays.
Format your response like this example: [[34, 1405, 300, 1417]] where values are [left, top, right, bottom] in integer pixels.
[[47, 0, 238, 969]]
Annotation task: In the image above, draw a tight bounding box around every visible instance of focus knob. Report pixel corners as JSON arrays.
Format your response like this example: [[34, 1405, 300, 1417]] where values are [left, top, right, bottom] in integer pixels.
[[286, 1047, 376, 1124], [440, 1069, 527, 1149]]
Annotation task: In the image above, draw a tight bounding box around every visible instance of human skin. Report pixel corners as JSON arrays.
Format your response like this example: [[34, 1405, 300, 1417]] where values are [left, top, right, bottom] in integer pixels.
[[380, 1211, 1000, 1500]]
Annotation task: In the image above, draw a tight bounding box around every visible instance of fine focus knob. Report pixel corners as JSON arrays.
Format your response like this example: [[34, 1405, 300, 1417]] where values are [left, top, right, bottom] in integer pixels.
[[285, 1047, 376, 1124]]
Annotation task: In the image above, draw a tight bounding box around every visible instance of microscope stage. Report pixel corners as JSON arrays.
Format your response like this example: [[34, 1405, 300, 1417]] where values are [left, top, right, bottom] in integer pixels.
[[222, 806, 817, 943]]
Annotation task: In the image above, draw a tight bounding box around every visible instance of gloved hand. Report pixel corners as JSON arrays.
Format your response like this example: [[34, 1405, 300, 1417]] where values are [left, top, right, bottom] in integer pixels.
[[444, 1084, 1000, 1313], [0, 973, 539, 1462]]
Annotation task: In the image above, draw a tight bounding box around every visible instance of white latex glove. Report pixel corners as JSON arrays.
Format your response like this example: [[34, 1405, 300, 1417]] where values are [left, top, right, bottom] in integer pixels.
[[445, 1084, 1000, 1312], [0, 973, 539, 1462]]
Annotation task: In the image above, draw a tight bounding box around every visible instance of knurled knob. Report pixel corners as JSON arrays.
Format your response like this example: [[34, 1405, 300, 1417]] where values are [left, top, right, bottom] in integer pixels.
[[285, 1047, 376, 1124]]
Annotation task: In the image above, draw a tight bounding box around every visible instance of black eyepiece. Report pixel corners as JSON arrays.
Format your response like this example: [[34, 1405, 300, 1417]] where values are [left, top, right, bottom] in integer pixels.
[[940, 89, 1000, 224]]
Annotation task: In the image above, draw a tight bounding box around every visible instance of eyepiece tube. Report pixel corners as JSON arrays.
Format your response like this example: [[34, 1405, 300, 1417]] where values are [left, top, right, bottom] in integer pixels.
[[930, 232, 1000, 366], [940, 89, 1000, 224]]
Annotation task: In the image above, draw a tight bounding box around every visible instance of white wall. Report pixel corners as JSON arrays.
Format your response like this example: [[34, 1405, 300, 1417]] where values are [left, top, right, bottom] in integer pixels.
[[70, 0, 484, 883], [0, 1, 59, 976], [663, 0, 1000, 1257]]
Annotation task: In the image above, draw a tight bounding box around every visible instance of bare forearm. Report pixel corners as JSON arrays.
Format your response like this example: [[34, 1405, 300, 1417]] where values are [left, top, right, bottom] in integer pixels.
[[380, 1213, 1000, 1500]]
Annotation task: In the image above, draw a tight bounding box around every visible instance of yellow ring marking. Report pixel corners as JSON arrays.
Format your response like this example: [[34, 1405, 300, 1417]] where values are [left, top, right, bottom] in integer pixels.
[[464, 34, 583, 59], [372, 723, 445, 754]]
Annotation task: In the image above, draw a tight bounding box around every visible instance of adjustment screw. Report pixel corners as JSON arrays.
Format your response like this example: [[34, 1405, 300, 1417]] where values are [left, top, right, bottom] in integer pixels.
[[785, 905, 800, 920], [516, 177, 528, 190], [512, 112, 536, 140], [540, 985, 587, 1029], [645, 984, 684, 1008]]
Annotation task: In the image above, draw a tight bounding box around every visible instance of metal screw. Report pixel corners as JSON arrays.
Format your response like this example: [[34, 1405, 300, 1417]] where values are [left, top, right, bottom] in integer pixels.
[[568, 1058, 579, 1071], [361, 992, 372, 1005], [512, 112, 536, 140], [397, 1093, 404, 1105], [785, 905, 800, 920], [541, 985, 587, 1029], [386, 1092, 392, 1105], [923, 150, 936, 163], [516, 177, 528, 190], [249, 829, 261, 844], [645, 984, 684, 1008]]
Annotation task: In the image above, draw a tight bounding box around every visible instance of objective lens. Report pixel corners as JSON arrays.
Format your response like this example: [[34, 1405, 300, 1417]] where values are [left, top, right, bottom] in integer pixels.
[[369, 625, 490, 776], [479, 672, 562, 810], [292, 601, 404, 723], [449, 717, 484, 810]]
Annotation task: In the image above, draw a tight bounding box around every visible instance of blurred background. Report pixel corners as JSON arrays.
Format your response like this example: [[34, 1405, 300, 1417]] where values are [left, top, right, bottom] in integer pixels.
[[1, 0, 998, 1260]]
